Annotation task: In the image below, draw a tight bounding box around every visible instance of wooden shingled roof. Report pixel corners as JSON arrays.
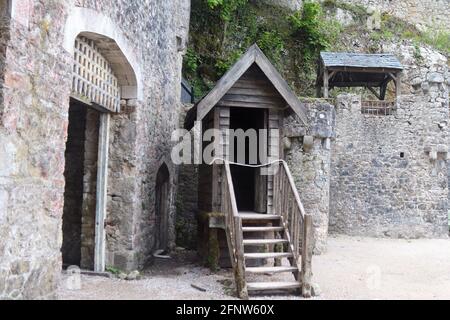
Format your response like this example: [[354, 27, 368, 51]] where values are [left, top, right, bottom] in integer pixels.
[[184, 44, 308, 129], [320, 52, 403, 71], [317, 52, 404, 100]]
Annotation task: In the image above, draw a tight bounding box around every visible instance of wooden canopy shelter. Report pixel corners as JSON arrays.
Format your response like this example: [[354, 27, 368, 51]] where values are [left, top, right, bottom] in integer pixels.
[[316, 52, 403, 100]]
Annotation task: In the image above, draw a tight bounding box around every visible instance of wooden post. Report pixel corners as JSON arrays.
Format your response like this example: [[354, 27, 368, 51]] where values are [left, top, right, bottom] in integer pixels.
[[94, 112, 110, 272], [234, 216, 248, 300], [323, 69, 329, 98], [316, 85, 322, 98], [395, 72, 401, 99], [301, 214, 313, 298]]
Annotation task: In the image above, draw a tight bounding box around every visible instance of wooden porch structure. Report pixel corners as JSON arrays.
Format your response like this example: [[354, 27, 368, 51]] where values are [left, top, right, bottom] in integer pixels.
[[316, 52, 404, 100], [185, 44, 314, 298]]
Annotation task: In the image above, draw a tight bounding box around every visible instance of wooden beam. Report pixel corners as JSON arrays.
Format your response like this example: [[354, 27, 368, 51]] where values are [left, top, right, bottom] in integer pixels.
[[395, 72, 401, 98], [328, 81, 385, 87], [94, 112, 110, 272], [197, 46, 257, 121], [367, 86, 381, 100], [380, 82, 388, 100], [301, 214, 313, 298], [327, 66, 403, 74], [323, 69, 329, 98]]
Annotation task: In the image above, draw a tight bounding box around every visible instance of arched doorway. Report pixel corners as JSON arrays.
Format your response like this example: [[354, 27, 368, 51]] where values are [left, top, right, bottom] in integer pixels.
[[62, 31, 138, 272], [155, 164, 170, 252]]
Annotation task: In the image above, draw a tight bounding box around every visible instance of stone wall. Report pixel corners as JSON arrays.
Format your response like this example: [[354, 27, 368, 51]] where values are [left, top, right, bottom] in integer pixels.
[[330, 93, 449, 238], [175, 104, 199, 250], [284, 101, 336, 254], [0, 0, 72, 300], [0, 0, 190, 299], [327, 40, 450, 238]]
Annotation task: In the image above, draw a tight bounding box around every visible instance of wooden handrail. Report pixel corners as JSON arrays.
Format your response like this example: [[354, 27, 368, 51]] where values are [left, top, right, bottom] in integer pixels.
[[211, 158, 312, 298], [274, 161, 313, 297], [281, 161, 306, 218], [223, 163, 239, 218], [220, 161, 248, 299]]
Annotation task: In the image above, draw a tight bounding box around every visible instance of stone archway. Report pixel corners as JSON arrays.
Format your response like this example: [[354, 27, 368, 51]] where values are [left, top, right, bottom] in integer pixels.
[[62, 8, 141, 271], [155, 163, 171, 252]]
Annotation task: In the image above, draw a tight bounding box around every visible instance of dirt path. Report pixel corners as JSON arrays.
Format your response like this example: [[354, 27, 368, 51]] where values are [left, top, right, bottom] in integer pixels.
[[57, 236, 450, 300]]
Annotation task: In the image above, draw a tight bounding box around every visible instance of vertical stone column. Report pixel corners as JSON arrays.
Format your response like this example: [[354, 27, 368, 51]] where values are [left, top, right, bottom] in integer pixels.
[[284, 102, 335, 254]]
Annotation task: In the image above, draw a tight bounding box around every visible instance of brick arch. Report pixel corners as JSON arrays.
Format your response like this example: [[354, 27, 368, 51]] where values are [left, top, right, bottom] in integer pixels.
[[63, 7, 143, 101]]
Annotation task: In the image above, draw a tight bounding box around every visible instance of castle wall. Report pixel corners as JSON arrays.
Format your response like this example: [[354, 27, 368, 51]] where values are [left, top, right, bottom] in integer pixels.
[[328, 41, 449, 238], [330, 92, 449, 238], [0, 0, 190, 299]]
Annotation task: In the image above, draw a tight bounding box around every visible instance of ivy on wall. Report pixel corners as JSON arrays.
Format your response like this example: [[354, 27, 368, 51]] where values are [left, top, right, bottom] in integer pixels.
[[185, 0, 341, 99]]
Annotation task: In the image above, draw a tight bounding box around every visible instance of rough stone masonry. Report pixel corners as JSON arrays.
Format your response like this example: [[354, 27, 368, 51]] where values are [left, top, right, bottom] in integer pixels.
[[0, 0, 190, 299], [0, 0, 449, 301]]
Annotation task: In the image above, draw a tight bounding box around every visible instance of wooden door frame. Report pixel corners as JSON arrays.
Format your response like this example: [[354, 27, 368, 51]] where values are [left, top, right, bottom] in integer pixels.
[[94, 112, 111, 272]]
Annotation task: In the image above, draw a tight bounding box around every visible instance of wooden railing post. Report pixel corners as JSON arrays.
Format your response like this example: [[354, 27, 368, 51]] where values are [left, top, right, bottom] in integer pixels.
[[301, 214, 313, 298], [234, 216, 248, 300]]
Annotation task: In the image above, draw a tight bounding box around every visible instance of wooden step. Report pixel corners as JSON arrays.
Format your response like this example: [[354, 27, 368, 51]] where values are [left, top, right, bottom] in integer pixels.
[[247, 281, 300, 291], [243, 239, 288, 246], [246, 266, 298, 274], [242, 226, 284, 232], [240, 213, 280, 220], [244, 252, 293, 259]]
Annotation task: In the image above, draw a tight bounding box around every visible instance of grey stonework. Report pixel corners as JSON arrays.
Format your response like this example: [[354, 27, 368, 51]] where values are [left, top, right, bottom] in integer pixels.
[[0, 0, 190, 299], [175, 104, 199, 250], [327, 42, 450, 238], [284, 102, 335, 254], [330, 93, 449, 238]]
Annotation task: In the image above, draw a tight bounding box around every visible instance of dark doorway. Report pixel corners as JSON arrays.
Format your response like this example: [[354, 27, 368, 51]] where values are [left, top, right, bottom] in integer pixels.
[[62, 102, 87, 267], [62, 100, 100, 269], [155, 163, 170, 251], [229, 107, 267, 212]]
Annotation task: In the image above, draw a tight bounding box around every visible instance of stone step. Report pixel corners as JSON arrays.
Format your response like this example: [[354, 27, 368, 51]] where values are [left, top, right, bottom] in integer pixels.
[[242, 226, 284, 232], [243, 239, 288, 246], [244, 252, 293, 259], [246, 266, 298, 274], [247, 281, 300, 291]]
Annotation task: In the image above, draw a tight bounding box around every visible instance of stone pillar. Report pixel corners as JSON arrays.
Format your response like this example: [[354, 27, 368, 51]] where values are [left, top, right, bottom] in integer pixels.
[[284, 102, 335, 254]]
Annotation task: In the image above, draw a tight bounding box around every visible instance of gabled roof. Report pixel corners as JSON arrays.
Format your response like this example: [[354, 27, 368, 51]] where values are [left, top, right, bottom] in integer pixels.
[[195, 44, 308, 125], [320, 52, 403, 71]]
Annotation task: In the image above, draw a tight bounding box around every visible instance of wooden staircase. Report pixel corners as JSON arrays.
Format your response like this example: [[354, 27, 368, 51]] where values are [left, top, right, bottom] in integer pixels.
[[219, 160, 313, 299], [241, 212, 302, 294]]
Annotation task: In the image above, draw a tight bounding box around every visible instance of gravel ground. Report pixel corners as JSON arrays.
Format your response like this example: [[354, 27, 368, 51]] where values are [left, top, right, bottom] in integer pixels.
[[58, 236, 450, 300]]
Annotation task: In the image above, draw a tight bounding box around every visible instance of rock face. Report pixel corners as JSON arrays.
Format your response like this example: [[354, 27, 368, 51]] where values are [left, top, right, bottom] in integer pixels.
[[270, 0, 448, 31], [338, 0, 449, 31], [0, 0, 190, 299], [263, 0, 303, 11]]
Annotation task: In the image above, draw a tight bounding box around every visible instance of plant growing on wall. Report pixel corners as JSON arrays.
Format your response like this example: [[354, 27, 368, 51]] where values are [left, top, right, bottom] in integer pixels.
[[206, 0, 249, 22], [288, 1, 339, 63]]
